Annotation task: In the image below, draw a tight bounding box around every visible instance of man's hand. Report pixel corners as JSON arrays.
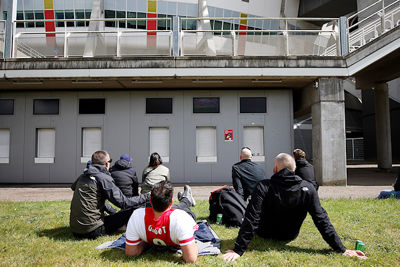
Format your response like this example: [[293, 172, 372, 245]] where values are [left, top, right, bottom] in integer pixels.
[[223, 250, 241, 262], [343, 249, 368, 259]]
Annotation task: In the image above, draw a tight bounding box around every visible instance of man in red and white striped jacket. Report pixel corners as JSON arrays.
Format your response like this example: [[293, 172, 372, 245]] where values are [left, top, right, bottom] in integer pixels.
[[125, 181, 198, 263]]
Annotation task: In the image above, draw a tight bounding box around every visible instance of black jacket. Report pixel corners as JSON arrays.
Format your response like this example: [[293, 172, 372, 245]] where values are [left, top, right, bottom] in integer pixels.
[[295, 158, 319, 191], [110, 159, 139, 197], [394, 168, 400, 191], [232, 159, 265, 200], [233, 168, 346, 256], [70, 164, 149, 234]]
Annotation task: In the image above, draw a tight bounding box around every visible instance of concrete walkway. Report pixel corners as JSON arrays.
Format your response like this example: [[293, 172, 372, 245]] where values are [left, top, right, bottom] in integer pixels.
[[0, 165, 398, 201], [0, 185, 393, 202]]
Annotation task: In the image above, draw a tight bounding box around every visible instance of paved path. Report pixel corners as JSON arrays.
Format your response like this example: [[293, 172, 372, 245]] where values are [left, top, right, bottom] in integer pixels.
[[0, 185, 392, 202], [0, 165, 397, 202]]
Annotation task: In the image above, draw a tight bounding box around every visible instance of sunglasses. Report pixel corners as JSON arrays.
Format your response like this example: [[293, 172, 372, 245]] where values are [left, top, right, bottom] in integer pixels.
[[108, 159, 113, 163]]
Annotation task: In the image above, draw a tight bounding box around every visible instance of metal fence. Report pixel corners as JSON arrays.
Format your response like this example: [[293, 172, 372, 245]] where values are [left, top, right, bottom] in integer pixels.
[[2, 0, 399, 59], [0, 20, 5, 58], [12, 18, 173, 58], [181, 17, 340, 56], [346, 137, 365, 160], [347, 0, 400, 52]]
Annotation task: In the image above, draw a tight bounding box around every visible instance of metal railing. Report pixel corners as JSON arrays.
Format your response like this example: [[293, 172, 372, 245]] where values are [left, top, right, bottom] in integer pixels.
[[347, 0, 400, 52], [0, 20, 6, 58], [13, 18, 173, 58], [181, 17, 340, 56], [346, 137, 364, 160]]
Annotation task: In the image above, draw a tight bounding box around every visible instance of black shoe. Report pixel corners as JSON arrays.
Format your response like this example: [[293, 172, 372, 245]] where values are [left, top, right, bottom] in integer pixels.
[[181, 185, 196, 207], [177, 191, 183, 201]]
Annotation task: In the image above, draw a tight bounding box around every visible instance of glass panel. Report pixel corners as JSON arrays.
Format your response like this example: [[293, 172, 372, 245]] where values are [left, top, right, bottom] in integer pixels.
[[127, 12, 136, 29], [55, 11, 64, 27], [117, 10, 126, 28], [75, 10, 85, 27], [65, 11, 74, 27], [193, 97, 220, 113], [146, 98, 172, 114], [240, 97, 266, 113], [16, 12, 24, 28], [24, 11, 34, 28], [33, 99, 59, 115], [243, 127, 264, 156], [79, 99, 106, 114], [137, 12, 146, 29], [105, 10, 116, 27], [0, 99, 14, 115]]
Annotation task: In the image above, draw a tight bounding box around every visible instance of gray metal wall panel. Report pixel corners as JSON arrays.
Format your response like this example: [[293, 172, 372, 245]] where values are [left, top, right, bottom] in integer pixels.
[[0, 89, 293, 184], [0, 93, 25, 183]]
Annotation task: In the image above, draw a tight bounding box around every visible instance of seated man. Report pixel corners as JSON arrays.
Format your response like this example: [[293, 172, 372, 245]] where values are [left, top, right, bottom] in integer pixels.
[[223, 153, 367, 262], [377, 167, 400, 199], [232, 147, 265, 201], [110, 153, 139, 197], [70, 150, 150, 239], [125, 181, 198, 263], [293, 148, 319, 191]]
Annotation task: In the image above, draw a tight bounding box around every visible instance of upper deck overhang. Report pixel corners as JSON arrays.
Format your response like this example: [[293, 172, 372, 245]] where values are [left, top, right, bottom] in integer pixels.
[[0, 26, 398, 90]]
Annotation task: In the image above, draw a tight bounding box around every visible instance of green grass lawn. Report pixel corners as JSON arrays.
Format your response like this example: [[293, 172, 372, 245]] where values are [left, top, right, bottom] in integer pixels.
[[0, 199, 399, 266]]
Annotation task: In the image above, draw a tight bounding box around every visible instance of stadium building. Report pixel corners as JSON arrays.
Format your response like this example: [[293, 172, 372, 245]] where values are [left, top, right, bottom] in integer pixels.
[[0, 0, 399, 184]]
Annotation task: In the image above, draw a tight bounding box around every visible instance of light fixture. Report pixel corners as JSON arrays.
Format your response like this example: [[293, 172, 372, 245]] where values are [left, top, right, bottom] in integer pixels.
[[251, 79, 282, 83], [192, 79, 223, 83], [72, 80, 103, 84], [131, 80, 163, 84], [13, 80, 43, 85]]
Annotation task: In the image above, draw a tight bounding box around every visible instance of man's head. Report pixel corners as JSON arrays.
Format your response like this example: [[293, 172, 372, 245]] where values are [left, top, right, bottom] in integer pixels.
[[240, 147, 252, 161], [273, 153, 296, 173], [91, 150, 112, 170], [293, 149, 306, 160], [150, 181, 174, 212]]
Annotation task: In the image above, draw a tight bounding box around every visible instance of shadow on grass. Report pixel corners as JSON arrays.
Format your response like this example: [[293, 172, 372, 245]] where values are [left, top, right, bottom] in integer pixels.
[[99, 245, 185, 264], [36, 226, 76, 241], [221, 237, 332, 255]]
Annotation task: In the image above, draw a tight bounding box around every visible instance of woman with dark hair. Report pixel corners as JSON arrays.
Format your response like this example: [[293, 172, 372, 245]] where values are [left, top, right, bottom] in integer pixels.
[[141, 152, 170, 194]]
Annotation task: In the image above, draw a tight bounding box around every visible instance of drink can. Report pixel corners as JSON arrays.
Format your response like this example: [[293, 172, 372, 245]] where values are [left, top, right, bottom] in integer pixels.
[[355, 240, 365, 252], [390, 193, 395, 198], [216, 213, 223, 224]]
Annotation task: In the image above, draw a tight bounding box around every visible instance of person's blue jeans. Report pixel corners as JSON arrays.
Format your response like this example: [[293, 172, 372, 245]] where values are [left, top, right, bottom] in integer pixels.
[[377, 190, 400, 199]]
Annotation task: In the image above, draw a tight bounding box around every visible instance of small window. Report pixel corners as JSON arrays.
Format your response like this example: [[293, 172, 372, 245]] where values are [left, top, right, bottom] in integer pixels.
[[240, 97, 266, 113], [146, 98, 173, 114], [35, 128, 55, 163], [149, 127, 170, 162], [0, 99, 14, 115], [79, 99, 105, 114], [33, 99, 59, 115], [193, 97, 220, 113], [0, 129, 10, 163], [196, 126, 217, 162], [243, 126, 264, 161], [81, 127, 102, 162]]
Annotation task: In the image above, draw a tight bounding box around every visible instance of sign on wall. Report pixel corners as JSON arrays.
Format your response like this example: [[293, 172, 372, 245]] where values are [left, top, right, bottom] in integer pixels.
[[224, 129, 233, 142]]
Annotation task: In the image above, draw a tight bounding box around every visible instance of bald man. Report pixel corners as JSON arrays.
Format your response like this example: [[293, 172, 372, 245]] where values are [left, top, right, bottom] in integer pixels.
[[232, 147, 265, 201], [223, 153, 367, 262]]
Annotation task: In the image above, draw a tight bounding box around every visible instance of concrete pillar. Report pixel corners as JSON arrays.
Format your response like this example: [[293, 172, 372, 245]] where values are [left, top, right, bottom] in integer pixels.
[[312, 78, 347, 186], [374, 83, 392, 170]]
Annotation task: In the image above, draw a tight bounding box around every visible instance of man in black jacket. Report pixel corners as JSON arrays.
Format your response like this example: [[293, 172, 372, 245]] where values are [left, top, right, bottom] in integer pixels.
[[223, 153, 367, 262], [293, 148, 319, 191], [70, 150, 150, 239], [232, 147, 265, 201], [110, 154, 139, 197]]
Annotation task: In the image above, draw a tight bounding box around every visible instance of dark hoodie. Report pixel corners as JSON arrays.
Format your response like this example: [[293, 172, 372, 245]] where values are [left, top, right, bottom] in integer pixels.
[[233, 168, 346, 256], [70, 164, 149, 234], [110, 159, 139, 197], [295, 158, 319, 191]]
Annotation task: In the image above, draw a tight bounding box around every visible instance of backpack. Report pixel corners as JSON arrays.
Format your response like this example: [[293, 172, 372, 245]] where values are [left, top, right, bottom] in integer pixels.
[[209, 185, 247, 227]]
